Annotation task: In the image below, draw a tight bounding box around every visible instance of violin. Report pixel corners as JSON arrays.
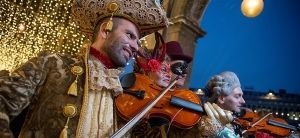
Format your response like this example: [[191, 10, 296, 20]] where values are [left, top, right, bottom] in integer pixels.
[[115, 73, 203, 129], [234, 110, 298, 137]]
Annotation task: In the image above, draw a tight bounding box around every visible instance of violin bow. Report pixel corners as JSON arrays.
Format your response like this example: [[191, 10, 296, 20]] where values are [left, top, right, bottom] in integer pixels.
[[242, 113, 273, 134], [110, 77, 179, 138]]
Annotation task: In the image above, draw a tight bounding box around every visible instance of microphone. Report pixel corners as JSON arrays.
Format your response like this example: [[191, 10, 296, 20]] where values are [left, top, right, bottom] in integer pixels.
[[170, 61, 188, 75]]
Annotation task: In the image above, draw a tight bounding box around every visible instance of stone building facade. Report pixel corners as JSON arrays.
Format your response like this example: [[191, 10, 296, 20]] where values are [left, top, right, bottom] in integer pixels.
[[243, 90, 300, 126], [162, 0, 209, 87]]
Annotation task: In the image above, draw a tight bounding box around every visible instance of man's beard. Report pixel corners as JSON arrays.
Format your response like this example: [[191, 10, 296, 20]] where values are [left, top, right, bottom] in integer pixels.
[[105, 44, 128, 67]]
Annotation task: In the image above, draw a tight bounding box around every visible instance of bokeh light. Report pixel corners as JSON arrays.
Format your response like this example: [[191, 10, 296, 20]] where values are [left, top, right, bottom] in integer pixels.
[[0, 0, 87, 71]]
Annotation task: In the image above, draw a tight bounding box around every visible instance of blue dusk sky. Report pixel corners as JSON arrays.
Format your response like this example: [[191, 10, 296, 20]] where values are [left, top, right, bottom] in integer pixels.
[[189, 0, 300, 93]]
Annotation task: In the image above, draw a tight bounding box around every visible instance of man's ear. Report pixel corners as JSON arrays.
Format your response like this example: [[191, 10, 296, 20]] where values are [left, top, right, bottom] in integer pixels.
[[98, 22, 109, 39], [217, 95, 225, 104]]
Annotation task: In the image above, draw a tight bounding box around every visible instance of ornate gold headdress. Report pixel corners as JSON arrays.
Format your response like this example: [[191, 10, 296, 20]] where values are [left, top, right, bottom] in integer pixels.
[[72, 0, 169, 38]]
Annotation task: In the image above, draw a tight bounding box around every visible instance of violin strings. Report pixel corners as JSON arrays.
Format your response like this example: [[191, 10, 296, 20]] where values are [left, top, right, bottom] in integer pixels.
[[167, 108, 183, 134], [242, 113, 273, 134]]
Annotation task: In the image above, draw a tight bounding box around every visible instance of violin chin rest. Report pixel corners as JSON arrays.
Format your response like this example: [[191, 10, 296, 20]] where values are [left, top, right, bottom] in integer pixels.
[[120, 73, 136, 89], [148, 117, 170, 127]]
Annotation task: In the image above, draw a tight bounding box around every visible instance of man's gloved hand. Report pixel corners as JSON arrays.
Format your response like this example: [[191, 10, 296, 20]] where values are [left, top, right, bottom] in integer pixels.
[[204, 102, 233, 125]]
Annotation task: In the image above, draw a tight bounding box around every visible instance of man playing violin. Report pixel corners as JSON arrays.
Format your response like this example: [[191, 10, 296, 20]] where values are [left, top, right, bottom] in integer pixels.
[[199, 71, 245, 138], [0, 0, 168, 137], [200, 71, 300, 138]]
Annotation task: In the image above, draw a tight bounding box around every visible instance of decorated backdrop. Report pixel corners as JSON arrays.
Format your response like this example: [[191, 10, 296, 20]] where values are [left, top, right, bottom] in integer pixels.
[[0, 0, 86, 71]]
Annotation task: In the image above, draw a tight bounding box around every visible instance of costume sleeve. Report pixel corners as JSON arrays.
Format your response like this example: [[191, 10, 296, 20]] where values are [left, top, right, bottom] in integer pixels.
[[198, 116, 225, 137], [0, 53, 48, 137], [198, 116, 239, 138]]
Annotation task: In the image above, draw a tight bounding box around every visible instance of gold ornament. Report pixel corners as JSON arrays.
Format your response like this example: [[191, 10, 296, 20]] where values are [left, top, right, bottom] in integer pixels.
[[105, 2, 119, 31], [60, 104, 78, 138], [63, 104, 77, 118], [71, 65, 83, 75], [67, 66, 83, 96], [107, 2, 119, 12]]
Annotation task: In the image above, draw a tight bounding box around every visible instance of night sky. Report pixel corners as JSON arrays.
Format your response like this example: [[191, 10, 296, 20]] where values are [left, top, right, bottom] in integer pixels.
[[189, 0, 300, 93]]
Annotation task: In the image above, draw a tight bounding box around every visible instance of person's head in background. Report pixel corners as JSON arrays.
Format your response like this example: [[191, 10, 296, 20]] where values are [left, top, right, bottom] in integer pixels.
[[205, 71, 245, 112], [136, 33, 171, 88], [146, 60, 171, 88], [166, 41, 193, 88]]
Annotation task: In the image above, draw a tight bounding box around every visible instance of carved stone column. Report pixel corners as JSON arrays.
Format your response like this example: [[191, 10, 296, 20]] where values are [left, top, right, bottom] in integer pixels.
[[162, 0, 210, 88]]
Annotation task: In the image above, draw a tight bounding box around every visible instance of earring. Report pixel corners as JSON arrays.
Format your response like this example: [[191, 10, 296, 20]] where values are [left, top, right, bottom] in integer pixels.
[[105, 16, 113, 31], [105, 2, 119, 31]]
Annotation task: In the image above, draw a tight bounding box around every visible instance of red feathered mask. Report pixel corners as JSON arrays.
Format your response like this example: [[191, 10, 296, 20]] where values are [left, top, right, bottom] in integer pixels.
[[136, 32, 166, 72]]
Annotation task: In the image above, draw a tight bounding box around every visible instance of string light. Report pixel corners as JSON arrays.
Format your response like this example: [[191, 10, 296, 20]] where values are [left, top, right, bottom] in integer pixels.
[[140, 37, 149, 48], [0, 0, 87, 71], [18, 23, 26, 32]]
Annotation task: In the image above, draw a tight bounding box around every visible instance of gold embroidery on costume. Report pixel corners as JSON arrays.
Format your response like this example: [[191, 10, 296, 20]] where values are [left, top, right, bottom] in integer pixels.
[[60, 104, 78, 138], [76, 44, 90, 138], [67, 66, 83, 96]]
